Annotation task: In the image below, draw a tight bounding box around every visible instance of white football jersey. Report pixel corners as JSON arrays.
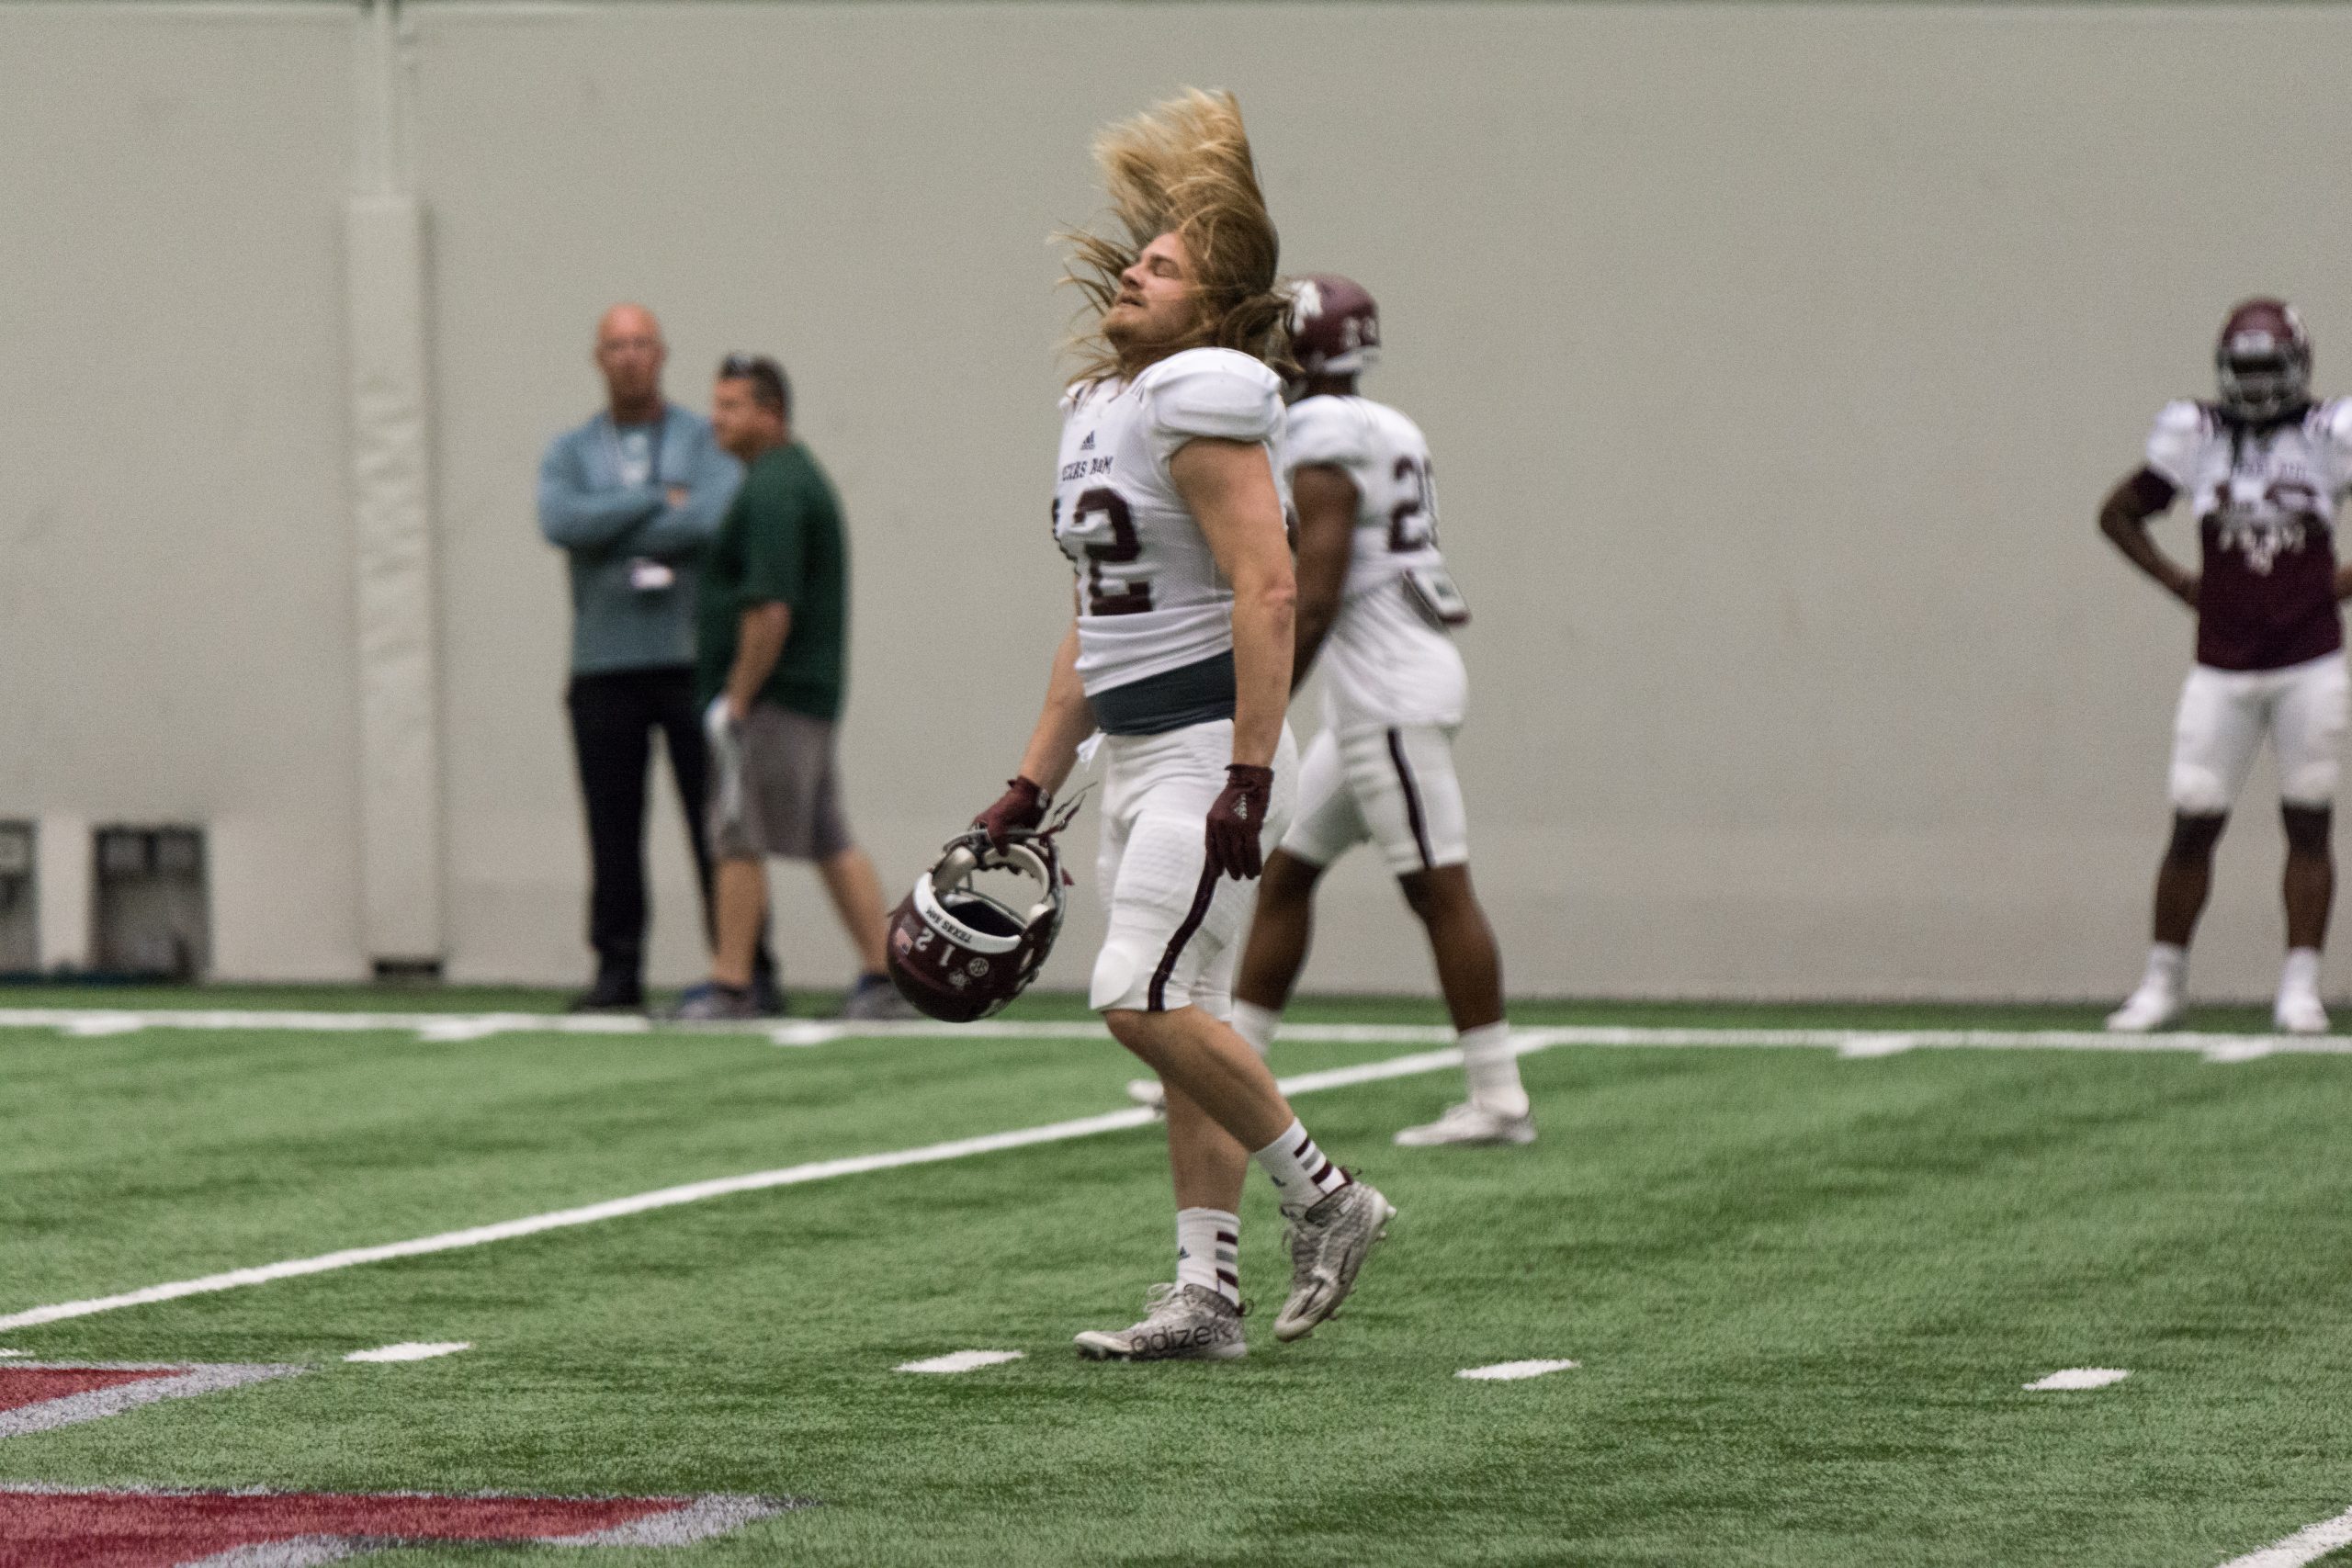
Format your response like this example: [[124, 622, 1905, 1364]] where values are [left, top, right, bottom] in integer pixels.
[[1052, 348, 1288, 697], [1286, 393, 1467, 728]]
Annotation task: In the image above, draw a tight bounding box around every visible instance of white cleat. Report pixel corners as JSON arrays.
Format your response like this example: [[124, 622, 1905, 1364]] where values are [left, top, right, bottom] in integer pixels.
[[1125, 1077, 1166, 1114], [1274, 1179, 1395, 1342], [2105, 987, 2184, 1033], [1074, 1283, 1246, 1361], [2275, 991, 2330, 1035], [1393, 1100, 1536, 1147]]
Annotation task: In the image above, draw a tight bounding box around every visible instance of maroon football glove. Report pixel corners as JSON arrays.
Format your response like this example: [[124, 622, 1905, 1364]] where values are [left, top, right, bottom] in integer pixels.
[[973, 776, 1048, 851], [1204, 764, 1275, 881]]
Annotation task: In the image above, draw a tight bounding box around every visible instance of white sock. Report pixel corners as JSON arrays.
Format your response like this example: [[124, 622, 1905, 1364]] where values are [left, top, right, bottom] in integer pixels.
[[1175, 1207, 1240, 1305], [1460, 1021, 1529, 1117], [1251, 1118, 1350, 1214], [2281, 947, 2323, 998], [1229, 1001, 1279, 1057], [2143, 943, 2188, 995]]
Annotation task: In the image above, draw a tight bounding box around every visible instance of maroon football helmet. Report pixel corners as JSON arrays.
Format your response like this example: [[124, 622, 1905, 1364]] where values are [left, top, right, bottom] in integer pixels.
[[2216, 298, 2312, 423], [1289, 274, 1381, 377], [885, 827, 1069, 1022]]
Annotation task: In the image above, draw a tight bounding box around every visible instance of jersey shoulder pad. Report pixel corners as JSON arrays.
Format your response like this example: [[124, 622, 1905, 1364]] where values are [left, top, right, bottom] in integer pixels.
[[2318, 396, 2352, 448], [1284, 394, 1374, 471], [2144, 399, 2211, 486], [1136, 349, 1284, 455]]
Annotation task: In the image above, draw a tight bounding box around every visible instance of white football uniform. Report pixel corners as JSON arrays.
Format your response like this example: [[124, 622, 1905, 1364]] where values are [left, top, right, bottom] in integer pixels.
[[1050, 348, 1298, 1013], [1279, 394, 1473, 875], [2142, 399, 2352, 813]]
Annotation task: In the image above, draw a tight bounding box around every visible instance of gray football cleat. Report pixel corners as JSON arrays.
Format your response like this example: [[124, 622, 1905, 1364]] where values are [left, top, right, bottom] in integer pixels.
[[1274, 1179, 1395, 1342], [1394, 1100, 1536, 1147], [666, 982, 763, 1022], [1125, 1077, 1167, 1114], [839, 973, 922, 1021], [1074, 1282, 1247, 1361]]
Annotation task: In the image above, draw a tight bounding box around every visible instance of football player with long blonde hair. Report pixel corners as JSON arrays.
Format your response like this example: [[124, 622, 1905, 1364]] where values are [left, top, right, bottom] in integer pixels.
[[971, 90, 1395, 1360]]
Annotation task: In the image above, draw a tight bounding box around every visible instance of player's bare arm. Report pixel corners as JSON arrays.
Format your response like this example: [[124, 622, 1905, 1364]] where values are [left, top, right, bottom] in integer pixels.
[[2098, 467, 2197, 609], [1289, 462, 1358, 684], [1013, 621, 1095, 796], [1174, 436, 1295, 768], [723, 602, 790, 720]]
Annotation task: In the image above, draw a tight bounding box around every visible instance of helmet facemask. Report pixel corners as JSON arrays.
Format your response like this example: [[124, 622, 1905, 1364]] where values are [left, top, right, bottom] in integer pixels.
[[2215, 300, 2312, 424], [2219, 344, 2310, 423]]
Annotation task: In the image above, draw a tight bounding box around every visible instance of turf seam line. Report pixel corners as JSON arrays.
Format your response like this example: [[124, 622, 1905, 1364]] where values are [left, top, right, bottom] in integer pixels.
[[0, 1043, 1487, 1334], [2219, 1505, 2352, 1567]]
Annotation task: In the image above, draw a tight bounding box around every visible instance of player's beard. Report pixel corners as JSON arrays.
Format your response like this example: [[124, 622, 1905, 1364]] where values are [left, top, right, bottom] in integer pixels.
[[1102, 297, 1200, 375]]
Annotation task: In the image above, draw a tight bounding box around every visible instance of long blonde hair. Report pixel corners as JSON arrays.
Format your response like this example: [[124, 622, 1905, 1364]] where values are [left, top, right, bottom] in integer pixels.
[[1060, 88, 1292, 386]]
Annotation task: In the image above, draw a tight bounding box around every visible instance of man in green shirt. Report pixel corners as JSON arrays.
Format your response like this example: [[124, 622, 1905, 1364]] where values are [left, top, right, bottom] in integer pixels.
[[674, 355, 911, 1021]]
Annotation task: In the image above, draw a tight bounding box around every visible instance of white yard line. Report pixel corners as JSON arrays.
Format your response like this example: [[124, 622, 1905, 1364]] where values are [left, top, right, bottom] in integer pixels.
[[2218, 1506, 2352, 1568], [2023, 1368, 2131, 1392], [345, 1340, 470, 1362], [0, 1042, 1506, 1335], [895, 1350, 1025, 1374], [4, 1007, 2349, 1058], [1456, 1359, 1578, 1381]]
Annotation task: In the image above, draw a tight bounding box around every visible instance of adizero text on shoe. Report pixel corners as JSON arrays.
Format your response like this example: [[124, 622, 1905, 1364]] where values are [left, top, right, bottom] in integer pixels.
[[1274, 1179, 1395, 1343], [2104, 987, 2183, 1033], [1394, 1100, 1535, 1147], [1074, 1283, 1246, 1361]]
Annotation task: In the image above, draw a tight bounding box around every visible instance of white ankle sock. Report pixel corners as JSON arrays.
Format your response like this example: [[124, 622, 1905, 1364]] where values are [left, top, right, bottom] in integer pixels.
[[1251, 1119, 1350, 1214], [1459, 1021, 1528, 1117], [1229, 1001, 1279, 1056], [1175, 1207, 1240, 1305], [2282, 947, 2322, 998], [2144, 942, 2188, 994]]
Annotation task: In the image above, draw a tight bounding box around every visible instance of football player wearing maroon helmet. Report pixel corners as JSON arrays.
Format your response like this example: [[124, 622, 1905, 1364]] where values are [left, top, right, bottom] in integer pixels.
[[1215, 275, 1532, 1145], [2100, 299, 2352, 1034], [978, 91, 1392, 1361]]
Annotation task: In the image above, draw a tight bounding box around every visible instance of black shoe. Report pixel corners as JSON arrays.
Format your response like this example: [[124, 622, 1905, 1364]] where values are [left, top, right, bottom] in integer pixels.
[[568, 975, 644, 1013], [751, 972, 788, 1017]]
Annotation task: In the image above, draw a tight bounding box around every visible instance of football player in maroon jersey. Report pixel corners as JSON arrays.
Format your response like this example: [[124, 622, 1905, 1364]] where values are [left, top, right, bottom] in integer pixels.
[[2101, 299, 2352, 1033]]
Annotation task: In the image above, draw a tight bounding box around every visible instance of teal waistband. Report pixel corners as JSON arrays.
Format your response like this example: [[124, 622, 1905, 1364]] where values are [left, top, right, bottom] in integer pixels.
[[1089, 652, 1238, 737]]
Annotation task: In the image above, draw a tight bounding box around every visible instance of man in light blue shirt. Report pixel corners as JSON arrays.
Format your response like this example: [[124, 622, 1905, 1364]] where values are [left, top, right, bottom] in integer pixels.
[[538, 302, 777, 1011]]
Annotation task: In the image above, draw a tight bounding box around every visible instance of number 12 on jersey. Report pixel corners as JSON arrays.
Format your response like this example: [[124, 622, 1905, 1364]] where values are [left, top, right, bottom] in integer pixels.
[[1057, 488, 1155, 616]]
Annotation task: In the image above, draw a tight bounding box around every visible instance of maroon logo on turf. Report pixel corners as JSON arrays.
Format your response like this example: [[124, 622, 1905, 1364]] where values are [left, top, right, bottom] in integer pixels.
[[0, 1483, 801, 1566], [0, 1365, 806, 1563], [0, 1361, 305, 1438]]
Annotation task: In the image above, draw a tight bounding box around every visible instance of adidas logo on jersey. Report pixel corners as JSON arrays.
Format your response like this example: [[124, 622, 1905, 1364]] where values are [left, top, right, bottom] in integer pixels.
[[1080, 433, 1095, 451]]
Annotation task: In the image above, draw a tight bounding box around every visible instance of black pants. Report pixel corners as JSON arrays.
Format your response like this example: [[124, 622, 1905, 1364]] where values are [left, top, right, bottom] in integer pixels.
[[565, 667, 775, 987]]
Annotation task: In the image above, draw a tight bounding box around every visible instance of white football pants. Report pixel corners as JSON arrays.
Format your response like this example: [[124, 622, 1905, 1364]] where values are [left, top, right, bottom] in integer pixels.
[[1090, 718, 1299, 1015], [1281, 723, 1471, 876], [2168, 653, 2350, 815]]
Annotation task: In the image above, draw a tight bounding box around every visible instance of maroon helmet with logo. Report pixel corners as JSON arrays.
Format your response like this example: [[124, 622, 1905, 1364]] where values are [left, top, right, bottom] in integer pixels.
[[885, 827, 1069, 1022], [1289, 274, 1381, 377], [2216, 298, 2312, 423]]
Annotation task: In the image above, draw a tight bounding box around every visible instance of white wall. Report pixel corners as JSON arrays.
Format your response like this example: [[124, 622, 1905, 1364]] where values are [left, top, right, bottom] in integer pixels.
[[6, 3, 2350, 998]]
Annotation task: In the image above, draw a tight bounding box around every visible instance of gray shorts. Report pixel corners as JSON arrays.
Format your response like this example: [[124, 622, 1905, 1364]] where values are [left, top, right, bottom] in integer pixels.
[[709, 703, 854, 862]]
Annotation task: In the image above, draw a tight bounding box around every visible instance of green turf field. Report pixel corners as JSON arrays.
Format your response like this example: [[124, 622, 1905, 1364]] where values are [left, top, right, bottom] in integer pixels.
[[6, 989, 2352, 1565]]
